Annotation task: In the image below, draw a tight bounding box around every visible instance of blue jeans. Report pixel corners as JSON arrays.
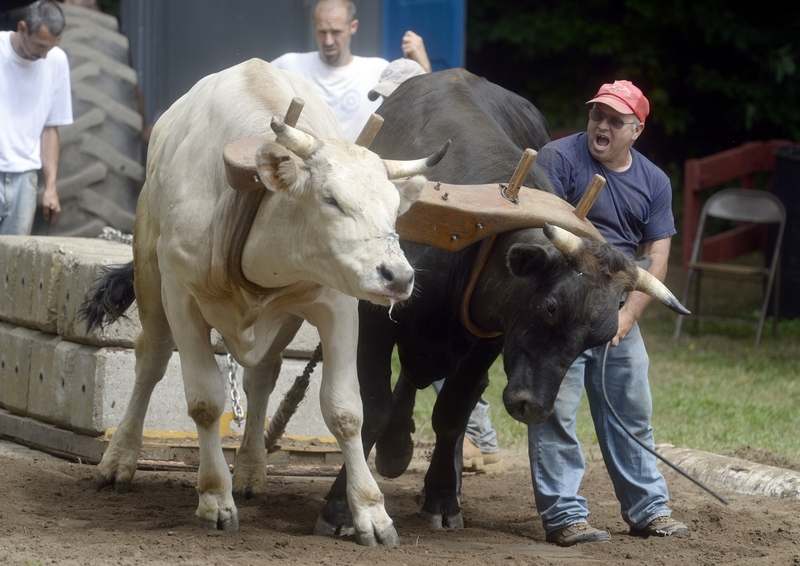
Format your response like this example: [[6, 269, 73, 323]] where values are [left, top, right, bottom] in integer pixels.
[[0, 171, 38, 235], [527, 324, 671, 532], [432, 379, 499, 454]]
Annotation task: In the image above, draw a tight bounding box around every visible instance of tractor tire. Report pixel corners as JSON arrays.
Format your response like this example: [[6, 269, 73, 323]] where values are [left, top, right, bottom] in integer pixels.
[[32, 3, 143, 237]]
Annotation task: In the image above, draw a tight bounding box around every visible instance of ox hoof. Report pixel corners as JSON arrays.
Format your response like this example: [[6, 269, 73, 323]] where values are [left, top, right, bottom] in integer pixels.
[[94, 470, 133, 493], [424, 510, 464, 530], [94, 472, 132, 493], [196, 494, 239, 532], [314, 514, 355, 538], [315, 498, 354, 537], [356, 522, 400, 547], [197, 510, 240, 532], [352, 501, 398, 547], [232, 465, 268, 500], [95, 454, 137, 492]]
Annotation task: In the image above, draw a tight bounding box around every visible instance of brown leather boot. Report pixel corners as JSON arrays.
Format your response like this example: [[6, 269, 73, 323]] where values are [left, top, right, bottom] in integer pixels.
[[546, 521, 610, 546], [630, 515, 689, 538], [462, 436, 484, 472]]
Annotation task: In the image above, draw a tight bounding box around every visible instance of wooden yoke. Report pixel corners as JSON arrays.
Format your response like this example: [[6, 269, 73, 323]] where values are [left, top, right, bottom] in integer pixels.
[[460, 149, 536, 338], [223, 107, 386, 192], [574, 174, 606, 220], [502, 148, 537, 203], [396, 178, 606, 253], [284, 97, 304, 128], [222, 105, 609, 252], [455, 159, 608, 339], [223, 98, 306, 192], [355, 114, 384, 148]]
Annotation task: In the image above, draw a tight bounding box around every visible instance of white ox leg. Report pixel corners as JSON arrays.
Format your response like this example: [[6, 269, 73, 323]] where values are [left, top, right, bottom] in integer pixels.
[[233, 316, 303, 497], [306, 294, 398, 547], [162, 280, 238, 531], [96, 325, 173, 491], [97, 254, 174, 491], [232, 359, 279, 498]]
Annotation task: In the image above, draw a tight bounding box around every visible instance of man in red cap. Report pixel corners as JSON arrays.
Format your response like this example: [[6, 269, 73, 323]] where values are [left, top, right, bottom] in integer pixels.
[[529, 80, 689, 546]]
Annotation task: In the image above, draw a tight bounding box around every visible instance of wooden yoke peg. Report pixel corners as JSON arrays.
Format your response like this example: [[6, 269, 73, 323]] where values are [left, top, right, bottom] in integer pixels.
[[502, 148, 537, 203], [355, 114, 384, 148], [284, 97, 305, 127], [573, 174, 606, 220]]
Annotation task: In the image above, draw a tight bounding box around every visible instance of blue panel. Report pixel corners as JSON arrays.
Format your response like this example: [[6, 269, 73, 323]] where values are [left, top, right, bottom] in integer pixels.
[[381, 0, 466, 71]]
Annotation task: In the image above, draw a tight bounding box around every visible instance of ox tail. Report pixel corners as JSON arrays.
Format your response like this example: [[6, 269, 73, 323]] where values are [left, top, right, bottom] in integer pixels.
[[79, 261, 136, 332], [264, 343, 323, 452]]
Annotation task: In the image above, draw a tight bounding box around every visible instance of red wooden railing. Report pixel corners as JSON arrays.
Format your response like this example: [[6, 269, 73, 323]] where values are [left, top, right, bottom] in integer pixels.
[[681, 140, 793, 267]]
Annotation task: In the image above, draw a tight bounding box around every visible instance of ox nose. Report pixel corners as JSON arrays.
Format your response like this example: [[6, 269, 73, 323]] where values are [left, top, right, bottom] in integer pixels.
[[377, 263, 414, 295], [503, 390, 550, 424]]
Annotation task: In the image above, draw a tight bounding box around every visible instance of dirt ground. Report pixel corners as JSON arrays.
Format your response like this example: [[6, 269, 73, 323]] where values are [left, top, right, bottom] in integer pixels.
[[0, 440, 798, 566]]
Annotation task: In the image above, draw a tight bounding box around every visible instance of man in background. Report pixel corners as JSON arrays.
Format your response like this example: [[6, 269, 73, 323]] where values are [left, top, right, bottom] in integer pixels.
[[0, 0, 72, 235], [272, 0, 431, 140]]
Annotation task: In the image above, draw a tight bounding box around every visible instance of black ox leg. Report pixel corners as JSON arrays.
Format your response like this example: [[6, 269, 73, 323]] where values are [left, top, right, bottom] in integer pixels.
[[422, 368, 489, 530], [375, 374, 417, 478]]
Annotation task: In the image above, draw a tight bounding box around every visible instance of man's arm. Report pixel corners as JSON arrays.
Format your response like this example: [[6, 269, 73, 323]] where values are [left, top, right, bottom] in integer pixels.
[[401, 31, 431, 72], [40, 126, 61, 223], [613, 237, 671, 346]]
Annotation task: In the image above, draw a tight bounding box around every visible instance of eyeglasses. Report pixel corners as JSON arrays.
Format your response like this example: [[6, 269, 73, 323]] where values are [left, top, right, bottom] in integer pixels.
[[588, 106, 638, 130]]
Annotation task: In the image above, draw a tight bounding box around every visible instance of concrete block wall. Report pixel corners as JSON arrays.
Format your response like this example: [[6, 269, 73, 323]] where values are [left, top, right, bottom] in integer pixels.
[[0, 236, 331, 441], [0, 236, 138, 345]]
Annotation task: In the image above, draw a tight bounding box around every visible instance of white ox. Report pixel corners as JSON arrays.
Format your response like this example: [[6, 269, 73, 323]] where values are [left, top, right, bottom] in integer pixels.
[[91, 59, 446, 546]]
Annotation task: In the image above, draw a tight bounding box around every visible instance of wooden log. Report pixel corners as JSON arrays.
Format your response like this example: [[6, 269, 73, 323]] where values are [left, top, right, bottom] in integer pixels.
[[503, 148, 537, 202], [656, 444, 800, 500], [355, 114, 384, 148], [574, 174, 606, 220]]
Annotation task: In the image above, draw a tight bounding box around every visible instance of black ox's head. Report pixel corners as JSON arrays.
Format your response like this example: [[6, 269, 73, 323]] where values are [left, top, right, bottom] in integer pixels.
[[494, 224, 688, 424]]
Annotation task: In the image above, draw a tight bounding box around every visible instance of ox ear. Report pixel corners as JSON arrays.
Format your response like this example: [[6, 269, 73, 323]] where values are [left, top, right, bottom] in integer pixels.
[[507, 243, 561, 278], [392, 174, 425, 216], [255, 142, 307, 193]]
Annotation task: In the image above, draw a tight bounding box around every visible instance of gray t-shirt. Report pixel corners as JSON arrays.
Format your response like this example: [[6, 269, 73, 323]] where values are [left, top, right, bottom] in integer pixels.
[[535, 132, 676, 257]]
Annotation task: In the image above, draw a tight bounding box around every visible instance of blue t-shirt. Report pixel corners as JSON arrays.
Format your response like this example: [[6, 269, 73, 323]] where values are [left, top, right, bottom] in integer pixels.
[[535, 132, 676, 258]]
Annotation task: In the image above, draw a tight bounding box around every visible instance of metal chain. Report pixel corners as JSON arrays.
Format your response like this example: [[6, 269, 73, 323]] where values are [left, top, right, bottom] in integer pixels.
[[97, 226, 133, 246], [226, 353, 245, 425], [96, 226, 247, 427]]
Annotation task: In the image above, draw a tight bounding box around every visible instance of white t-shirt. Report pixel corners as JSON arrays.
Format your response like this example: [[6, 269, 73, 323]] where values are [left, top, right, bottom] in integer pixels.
[[272, 52, 387, 141], [0, 31, 73, 172]]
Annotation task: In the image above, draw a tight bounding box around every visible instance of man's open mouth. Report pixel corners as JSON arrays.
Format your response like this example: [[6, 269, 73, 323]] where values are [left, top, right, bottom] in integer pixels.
[[595, 134, 610, 147]]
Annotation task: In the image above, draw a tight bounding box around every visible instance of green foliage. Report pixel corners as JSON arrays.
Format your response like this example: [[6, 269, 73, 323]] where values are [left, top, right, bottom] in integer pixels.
[[467, 0, 800, 171]]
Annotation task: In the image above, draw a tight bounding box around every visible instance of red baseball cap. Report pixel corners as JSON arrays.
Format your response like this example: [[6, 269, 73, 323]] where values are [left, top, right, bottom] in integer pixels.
[[586, 80, 650, 123]]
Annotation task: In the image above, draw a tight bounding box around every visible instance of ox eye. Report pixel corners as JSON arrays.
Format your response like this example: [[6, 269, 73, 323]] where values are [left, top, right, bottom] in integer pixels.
[[323, 196, 345, 213], [544, 298, 557, 316]]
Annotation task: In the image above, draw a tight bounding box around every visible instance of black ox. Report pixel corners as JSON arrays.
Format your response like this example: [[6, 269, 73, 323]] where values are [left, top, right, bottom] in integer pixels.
[[316, 69, 688, 533]]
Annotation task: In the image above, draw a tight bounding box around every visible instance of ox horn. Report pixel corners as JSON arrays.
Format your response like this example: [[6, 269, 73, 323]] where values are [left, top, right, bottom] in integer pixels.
[[270, 116, 319, 159], [383, 139, 452, 179], [545, 224, 691, 315], [635, 268, 691, 315], [543, 223, 584, 257]]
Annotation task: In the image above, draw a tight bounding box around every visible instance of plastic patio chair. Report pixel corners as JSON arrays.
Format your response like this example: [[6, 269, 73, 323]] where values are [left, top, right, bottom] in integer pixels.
[[673, 188, 786, 345]]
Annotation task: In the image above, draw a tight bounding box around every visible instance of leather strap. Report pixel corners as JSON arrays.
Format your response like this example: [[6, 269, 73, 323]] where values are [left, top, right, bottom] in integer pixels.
[[460, 235, 503, 338]]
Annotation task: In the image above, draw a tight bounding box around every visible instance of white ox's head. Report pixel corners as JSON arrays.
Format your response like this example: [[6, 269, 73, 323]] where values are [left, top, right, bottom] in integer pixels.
[[248, 118, 448, 305]]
